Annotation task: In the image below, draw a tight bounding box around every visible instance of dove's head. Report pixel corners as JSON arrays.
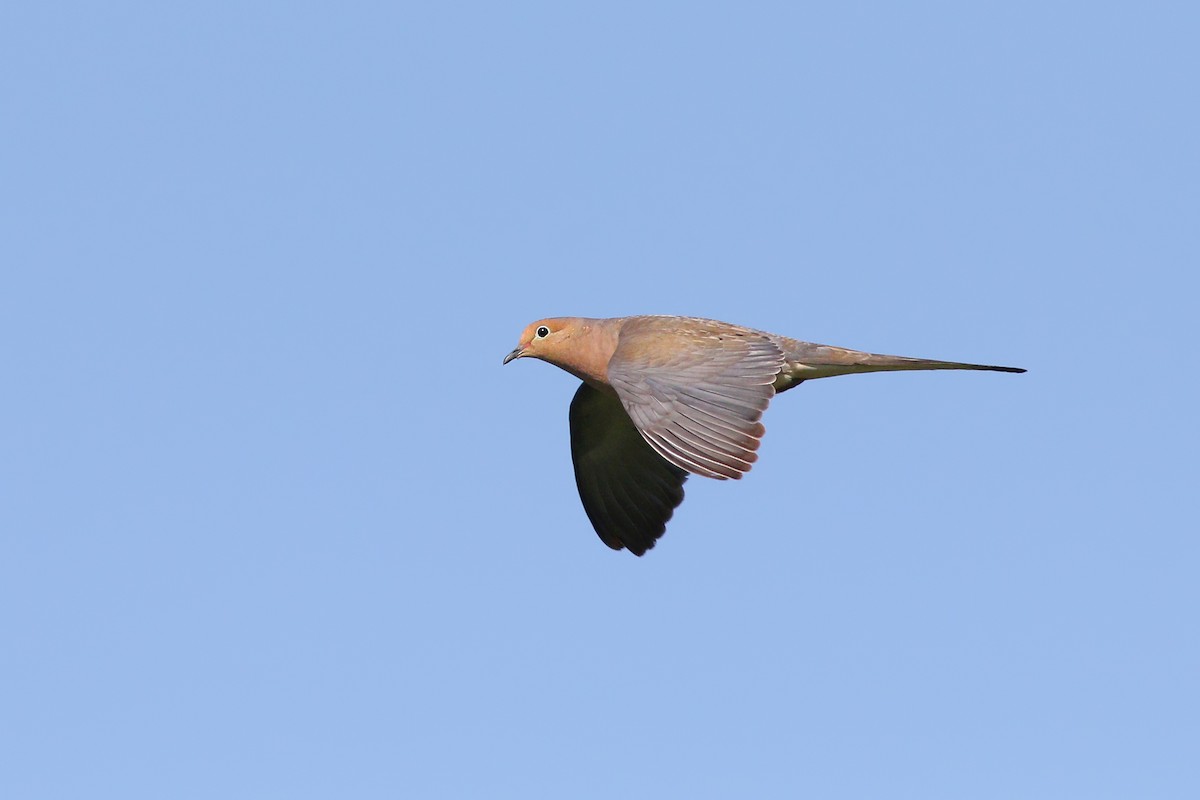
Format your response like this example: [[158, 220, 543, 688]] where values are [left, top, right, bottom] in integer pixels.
[[503, 317, 618, 387], [503, 318, 581, 365]]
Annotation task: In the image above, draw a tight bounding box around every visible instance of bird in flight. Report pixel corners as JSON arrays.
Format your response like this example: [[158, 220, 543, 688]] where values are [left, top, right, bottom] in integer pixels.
[[504, 315, 1024, 555]]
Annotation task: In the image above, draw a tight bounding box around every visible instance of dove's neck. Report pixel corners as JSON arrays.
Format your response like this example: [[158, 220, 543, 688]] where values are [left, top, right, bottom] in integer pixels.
[[545, 317, 623, 393]]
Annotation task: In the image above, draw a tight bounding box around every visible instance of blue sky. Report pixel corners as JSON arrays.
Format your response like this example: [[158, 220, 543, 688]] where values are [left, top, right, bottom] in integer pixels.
[[2, 2, 1196, 797]]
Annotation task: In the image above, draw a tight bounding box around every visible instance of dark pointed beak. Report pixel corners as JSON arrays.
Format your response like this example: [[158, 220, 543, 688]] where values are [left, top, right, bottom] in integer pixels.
[[502, 346, 524, 365]]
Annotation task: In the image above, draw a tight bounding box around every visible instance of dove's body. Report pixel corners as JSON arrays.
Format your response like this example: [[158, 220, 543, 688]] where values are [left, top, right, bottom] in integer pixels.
[[504, 315, 1024, 555]]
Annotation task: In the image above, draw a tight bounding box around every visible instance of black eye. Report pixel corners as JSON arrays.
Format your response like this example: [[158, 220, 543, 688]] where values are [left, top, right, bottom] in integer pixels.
[[536, 326, 550, 338]]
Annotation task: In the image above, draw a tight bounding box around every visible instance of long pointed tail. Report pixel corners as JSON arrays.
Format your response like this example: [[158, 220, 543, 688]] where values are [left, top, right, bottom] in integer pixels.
[[848, 350, 1026, 374], [776, 340, 1025, 385]]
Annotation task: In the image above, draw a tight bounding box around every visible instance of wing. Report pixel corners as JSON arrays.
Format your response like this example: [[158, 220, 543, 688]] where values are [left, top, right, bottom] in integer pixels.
[[607, 320, 786, 479], [569, 383, 688, 556]]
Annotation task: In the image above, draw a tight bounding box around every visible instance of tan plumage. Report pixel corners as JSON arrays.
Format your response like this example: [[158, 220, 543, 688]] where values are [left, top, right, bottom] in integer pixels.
[[504, 315, 1025, 556]]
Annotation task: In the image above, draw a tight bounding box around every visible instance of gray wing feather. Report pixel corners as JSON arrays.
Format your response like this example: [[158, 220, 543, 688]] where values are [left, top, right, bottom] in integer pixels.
[[607, 325, 785, 480]]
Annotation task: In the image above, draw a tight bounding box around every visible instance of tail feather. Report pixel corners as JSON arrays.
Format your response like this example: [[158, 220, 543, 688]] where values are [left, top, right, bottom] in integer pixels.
[[774, 340, 1026, 386], [854, 352, 1026, 374]]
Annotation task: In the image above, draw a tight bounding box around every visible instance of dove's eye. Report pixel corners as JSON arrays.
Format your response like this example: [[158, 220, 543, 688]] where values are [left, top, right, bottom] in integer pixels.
[[536, 326, 551, 338]]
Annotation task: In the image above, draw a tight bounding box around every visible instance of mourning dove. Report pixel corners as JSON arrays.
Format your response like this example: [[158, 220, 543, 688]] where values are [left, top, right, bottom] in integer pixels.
[[504, 316, 1025, 556]]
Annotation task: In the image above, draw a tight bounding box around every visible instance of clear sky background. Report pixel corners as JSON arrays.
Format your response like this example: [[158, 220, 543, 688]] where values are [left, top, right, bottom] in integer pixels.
[[2, 2, 1196, 798]]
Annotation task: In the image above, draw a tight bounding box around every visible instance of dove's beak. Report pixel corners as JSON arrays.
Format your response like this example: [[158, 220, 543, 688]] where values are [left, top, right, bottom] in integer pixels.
[[503, 346, 524, 365]]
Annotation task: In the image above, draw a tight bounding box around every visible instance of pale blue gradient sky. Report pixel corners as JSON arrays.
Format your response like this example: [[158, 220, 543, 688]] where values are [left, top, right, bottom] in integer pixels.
[[2, 3, 1196, 798]]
